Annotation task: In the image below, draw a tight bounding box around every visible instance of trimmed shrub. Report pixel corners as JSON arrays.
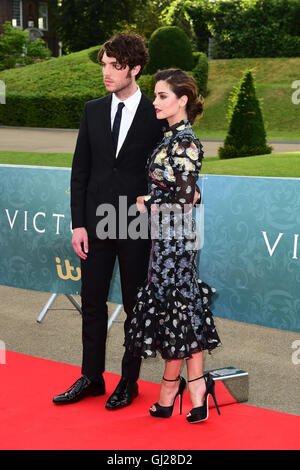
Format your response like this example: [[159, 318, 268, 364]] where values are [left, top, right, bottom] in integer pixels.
[[192, 51, 201, 67], [280, 35, 300, 57], [145, 26, 194, 74], [0, 92, 97, 128], [192, 52, 208, 97], [218, 69, 272, 159], [0, 44, 160, 128], [138, 74, 155, 100], [88, 47, 100, 64], [0, 78, 157, 128]]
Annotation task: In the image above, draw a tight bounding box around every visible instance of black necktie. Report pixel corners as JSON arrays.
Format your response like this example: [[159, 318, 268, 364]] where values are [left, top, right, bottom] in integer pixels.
[[112, 102, 125, 155]]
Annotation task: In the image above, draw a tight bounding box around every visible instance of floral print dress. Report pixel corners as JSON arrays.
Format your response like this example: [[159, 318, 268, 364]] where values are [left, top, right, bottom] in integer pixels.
[[124, 120, 221, 360]]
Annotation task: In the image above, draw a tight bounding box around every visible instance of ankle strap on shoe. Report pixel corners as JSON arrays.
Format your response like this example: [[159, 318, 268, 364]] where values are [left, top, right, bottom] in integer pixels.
[[188, 373, 208, 383], [162, 375, 180, 382]]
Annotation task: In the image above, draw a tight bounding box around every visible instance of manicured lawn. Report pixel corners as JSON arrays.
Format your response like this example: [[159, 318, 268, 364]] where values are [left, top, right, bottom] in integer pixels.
[[1, 51, 300, 141], [1, 150, 300, 178], [202, 151, 300, 178], [0, 151, 73, 167]]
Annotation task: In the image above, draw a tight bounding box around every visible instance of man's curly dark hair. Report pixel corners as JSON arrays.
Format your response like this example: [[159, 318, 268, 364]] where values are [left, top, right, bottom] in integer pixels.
[[97, 33, 149, 80]]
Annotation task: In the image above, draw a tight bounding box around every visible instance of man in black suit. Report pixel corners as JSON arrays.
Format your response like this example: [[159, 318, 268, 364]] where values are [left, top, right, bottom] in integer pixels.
[[53, 33, 164, 409]]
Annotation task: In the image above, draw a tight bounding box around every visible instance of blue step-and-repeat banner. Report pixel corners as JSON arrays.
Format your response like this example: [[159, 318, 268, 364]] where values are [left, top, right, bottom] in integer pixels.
[[1, 164, 299, 332]]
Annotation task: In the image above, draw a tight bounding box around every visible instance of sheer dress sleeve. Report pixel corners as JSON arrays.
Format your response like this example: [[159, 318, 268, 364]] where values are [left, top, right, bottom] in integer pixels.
[[144, 136, 203, 212]]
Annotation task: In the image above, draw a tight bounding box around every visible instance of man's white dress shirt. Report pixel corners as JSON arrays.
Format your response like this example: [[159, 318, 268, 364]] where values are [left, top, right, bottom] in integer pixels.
[[111, 85, 142, 157], [111, 85, 142, 156]]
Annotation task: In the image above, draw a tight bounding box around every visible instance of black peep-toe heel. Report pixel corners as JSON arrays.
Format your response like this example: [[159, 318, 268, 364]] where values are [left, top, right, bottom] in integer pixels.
[[186, 373, 221, 423], [149, 375, 186, 418]]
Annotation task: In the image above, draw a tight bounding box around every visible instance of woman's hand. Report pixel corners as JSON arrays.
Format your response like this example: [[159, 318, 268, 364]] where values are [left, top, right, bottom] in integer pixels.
[[186, 190, 200, 214], [136, 196, 147, 213], [150, 204, 159, 213], [193, 190, 200, 206]]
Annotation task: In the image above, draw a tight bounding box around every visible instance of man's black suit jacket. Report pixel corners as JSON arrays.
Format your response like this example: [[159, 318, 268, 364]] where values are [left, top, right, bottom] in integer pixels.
[[70, 92, 164, 237]]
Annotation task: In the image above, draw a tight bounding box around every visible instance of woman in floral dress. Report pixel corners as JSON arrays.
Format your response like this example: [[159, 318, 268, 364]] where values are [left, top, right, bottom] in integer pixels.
[[124, 69, 221, 423]]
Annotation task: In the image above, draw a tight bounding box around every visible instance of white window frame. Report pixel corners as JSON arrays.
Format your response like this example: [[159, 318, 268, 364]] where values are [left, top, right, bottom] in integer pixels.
[[38, 2, 48, 31], [12, 0, 23, 29]]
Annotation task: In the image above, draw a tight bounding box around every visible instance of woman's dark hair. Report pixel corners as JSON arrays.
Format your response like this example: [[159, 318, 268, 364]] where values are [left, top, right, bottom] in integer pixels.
[[154, 68, 204, 124], [98, 33, 149, 80]]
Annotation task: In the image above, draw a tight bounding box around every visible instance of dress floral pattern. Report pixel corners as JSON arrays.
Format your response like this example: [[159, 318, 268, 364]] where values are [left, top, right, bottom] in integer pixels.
[[124, 120, 221, 360]]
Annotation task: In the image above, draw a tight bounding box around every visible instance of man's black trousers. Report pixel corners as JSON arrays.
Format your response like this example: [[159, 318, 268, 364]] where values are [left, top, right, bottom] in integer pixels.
[[80, 236, 151, 383]]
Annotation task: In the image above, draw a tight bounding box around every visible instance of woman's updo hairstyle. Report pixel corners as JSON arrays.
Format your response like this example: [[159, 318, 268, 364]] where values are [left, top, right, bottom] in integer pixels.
[[154, 68, 204, 124]]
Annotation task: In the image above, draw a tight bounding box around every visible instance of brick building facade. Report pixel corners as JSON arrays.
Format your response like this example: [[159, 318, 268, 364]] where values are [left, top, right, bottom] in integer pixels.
[[0, 0, 59, 56]]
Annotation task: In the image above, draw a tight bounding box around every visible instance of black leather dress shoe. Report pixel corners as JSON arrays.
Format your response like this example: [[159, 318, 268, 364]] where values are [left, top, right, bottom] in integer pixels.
[[105, 377, 138, 410], [53, 375, 105, 404]]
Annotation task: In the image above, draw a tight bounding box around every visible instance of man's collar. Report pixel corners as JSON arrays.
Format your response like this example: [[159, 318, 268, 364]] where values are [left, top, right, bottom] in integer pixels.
[[112, 85, 141, 112]]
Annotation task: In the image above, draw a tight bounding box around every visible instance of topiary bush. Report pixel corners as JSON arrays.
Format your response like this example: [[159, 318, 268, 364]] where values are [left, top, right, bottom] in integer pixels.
[[88, 46, 100, 64], [137, 74, 155, 100], [145, 26, 194, 74], [218, 69, 272, 159], [192, 52, 208, 97]]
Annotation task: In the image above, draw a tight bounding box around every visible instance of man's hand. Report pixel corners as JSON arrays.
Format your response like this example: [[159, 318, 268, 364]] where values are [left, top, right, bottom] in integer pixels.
[[72, 227, 88, 260]]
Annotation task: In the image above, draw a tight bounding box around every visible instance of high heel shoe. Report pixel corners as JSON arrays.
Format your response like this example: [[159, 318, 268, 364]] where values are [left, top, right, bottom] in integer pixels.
[[186, 373, 221, 423], [149, 375, 186, 418]]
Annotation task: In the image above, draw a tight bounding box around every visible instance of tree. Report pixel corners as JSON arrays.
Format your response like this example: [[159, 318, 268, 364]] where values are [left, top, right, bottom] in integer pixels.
[[160, 0, 212, 54], [128, 0, 170, 39], [161, 0, 195, 43], [55, 0, 145, 53], [209, 0, 300, 59], [218, 69, 272, 159], [0, 22, 51, 71], [184, 0, 212, 54]]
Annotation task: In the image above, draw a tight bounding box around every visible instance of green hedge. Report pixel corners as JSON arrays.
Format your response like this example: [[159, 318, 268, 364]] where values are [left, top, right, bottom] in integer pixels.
[[0, 39, 208, 128], [0, 78, 156, 128], [0, 45, 156, 128], [0, 93, 96, 128]]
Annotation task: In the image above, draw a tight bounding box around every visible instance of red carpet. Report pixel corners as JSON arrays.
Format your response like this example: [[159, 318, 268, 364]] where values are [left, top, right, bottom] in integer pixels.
[[0, 351, 299, 450]]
